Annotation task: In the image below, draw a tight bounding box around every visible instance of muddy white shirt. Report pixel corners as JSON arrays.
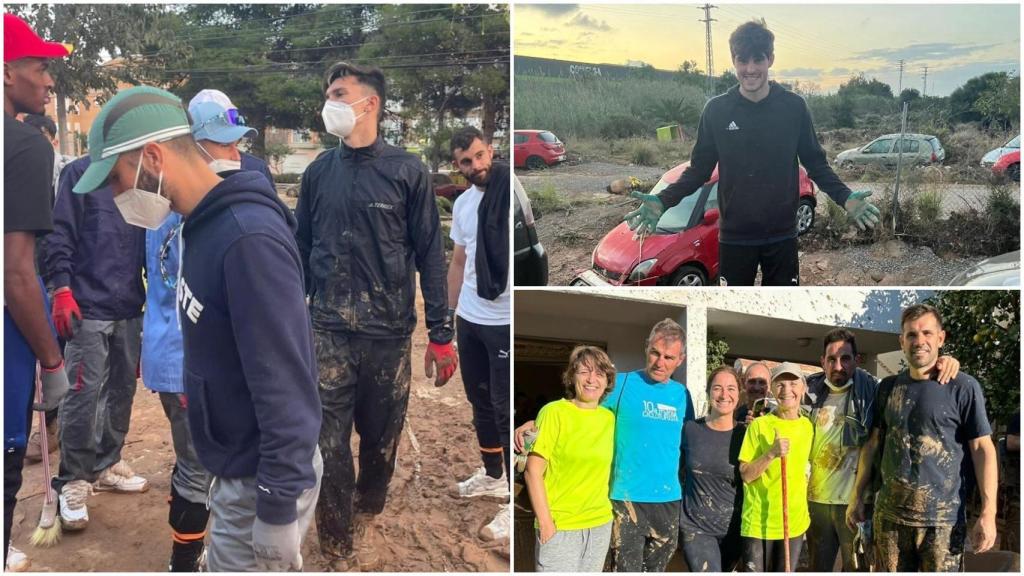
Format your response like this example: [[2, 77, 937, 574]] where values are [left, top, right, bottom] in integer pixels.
[[450, 184, 510, 325], [808, 388, 859, 504]]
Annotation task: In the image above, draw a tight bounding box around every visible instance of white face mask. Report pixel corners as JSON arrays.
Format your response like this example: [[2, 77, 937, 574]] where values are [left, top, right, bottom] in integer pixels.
[[321, 96, 368, 139], [114, 158, 171, 230], [197, 142, 242, 174]]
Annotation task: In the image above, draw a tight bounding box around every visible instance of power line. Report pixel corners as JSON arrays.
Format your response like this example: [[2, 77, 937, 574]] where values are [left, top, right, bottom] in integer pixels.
[[897, 59, 905, 95], [922, 65, 928, 96], [697, 4, 717, 98]]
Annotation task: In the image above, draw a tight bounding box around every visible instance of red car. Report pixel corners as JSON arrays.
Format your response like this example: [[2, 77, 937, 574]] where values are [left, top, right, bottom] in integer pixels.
[[993, 150, 1020, 182], [513, 129, 566, 170], [571, 162, 817, 286]]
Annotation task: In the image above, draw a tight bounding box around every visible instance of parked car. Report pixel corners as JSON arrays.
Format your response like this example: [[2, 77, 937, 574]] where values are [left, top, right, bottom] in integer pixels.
[[948, 250, 1020, 287], [835, 133, 945, 168], [992, 150, 1020, 182], [513, 129, 566, 170], [432, 171, 469, 201], [514, 173, 548, 285], [571, 162, 816, 286], [981, 134, 1019, 167]]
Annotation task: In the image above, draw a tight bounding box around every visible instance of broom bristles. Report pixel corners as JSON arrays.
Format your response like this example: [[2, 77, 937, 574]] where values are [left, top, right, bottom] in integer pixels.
[[29, 522, 61, 548]]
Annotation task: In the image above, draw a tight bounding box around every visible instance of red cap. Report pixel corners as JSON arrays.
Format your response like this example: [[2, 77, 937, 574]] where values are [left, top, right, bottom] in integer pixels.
[[4, 13, 73, 63]]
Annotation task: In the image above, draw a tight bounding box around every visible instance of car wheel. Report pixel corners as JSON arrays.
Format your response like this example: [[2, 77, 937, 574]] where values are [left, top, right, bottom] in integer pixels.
[[526, 156, 546, 170], [1009, 163, 1020, 182], [670, 265, 706, 287], [797, 198, 816, 235]]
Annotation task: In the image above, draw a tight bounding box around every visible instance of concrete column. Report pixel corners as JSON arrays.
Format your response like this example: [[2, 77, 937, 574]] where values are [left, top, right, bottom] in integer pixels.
[[684, 304, 708, 418]]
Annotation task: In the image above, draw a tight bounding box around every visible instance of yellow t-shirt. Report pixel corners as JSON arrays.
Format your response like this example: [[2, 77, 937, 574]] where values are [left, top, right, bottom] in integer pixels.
[[738, 413, 814, 540], [532, 399, 616, 530]]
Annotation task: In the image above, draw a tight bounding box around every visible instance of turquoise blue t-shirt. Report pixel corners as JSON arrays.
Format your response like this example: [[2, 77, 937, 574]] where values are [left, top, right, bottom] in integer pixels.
[[602, 369, 694, 502]]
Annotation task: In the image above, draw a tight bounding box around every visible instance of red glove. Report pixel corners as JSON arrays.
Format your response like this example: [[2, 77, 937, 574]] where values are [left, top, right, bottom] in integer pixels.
[[424, 341, 458, 387], [52, 288, 82, 339]]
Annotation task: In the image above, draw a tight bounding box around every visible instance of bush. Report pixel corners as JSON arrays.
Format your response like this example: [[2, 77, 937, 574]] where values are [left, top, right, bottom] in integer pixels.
[[435, 196, 453, 215], [526, 183, 565, 218], [274, 173, 302, 184], [630, 141, 658, 166], [983, 183, 1021, 254], [600, 114, 646, 139], [913, 187, 943, 225]]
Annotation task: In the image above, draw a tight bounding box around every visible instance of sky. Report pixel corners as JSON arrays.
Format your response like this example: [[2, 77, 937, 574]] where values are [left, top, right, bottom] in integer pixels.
[[514, 3, 1021, 96]]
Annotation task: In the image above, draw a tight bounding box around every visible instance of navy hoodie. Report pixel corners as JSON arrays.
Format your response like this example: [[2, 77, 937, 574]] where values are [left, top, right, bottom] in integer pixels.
[[178, 170, 321, 525]]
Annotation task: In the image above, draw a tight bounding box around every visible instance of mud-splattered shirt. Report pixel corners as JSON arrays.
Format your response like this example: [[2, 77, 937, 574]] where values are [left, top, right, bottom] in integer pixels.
[[679, 419, 745, 536], [873, 370, 992, 527], [808, 388, 859, 504]]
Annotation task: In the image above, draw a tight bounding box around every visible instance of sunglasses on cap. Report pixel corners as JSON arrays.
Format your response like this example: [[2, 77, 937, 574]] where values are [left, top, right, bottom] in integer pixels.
[[196, 108, 246, 130]]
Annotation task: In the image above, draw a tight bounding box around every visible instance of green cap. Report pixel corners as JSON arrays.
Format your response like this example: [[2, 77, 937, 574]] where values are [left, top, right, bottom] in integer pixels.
[[73, 86, 192, 194]]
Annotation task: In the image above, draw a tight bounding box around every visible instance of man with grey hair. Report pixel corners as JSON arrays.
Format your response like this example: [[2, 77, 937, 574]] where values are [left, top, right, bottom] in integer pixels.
[[516, 318, 695, 571], [735, 361, 771, 424]]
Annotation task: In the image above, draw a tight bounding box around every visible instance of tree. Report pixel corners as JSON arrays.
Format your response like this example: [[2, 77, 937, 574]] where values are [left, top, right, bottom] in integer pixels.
[[837, 73, 894, 100], [899, 88, 921, 105], [927, 291, 1020, 426], [949, 72, 1012, 126], [973, 74, 1019, 130]]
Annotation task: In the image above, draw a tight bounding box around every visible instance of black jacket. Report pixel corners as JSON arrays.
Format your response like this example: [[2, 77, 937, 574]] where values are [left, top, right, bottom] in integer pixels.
[[658, 82, 852, 244], [296, 137, 449, 341]]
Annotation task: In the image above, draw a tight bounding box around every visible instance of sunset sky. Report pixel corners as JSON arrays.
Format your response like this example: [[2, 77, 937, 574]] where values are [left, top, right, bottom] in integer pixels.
[[514, 3, 1020, 96]]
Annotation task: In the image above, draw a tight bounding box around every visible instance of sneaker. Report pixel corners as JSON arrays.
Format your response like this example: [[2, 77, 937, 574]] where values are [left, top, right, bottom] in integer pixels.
[[453, 467, 509, 499], [6, 546, 30, 572], [24, 420, 58, 464], [479, 503, 510, 541], [59, 479, 91, 530], [93, 460, 149, 493]]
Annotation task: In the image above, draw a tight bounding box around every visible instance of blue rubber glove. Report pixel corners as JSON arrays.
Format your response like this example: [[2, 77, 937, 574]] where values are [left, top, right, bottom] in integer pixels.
[[624, 191, 665, 235], [844, 190, 881, 231]]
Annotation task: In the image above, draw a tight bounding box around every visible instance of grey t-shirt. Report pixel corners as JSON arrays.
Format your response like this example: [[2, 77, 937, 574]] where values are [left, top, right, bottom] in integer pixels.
[[679, 418, 746, 535], [873, 370, 992, 527]]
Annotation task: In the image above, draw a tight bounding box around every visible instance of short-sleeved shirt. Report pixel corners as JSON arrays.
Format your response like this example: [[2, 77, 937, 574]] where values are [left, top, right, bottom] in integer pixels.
[[679, 418, 746, 536], [873, 370, 992, 527], [5, 115, 54, 235], [808, 388, 860, 504], [738, 413, 814, 540], [532, 399, 616, 530], [601, 369, 694, 503], [450, 184, 510, 326]]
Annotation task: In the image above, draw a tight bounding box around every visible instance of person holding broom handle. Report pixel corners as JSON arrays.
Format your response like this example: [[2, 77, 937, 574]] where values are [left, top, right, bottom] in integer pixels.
[[737, 362, 813, 572]]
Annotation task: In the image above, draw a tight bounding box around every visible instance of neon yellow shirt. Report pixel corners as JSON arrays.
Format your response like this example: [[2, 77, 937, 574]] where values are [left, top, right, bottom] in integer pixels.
[[738, 413, 814, 540], [532, 399, 616, 530]]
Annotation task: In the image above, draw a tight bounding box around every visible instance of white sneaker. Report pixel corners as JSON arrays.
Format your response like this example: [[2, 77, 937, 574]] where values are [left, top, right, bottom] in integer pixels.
[[453, 467, 509, 499], [6, 546, 30, 572], [59, 479, 91, 531], [93, 460, 149, 493], [479, 503, 510, 541]]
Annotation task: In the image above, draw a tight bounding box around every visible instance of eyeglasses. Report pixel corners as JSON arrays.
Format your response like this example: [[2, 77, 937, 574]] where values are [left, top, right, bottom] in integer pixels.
[[158, 222, 182, 289], [195, 108, 246, 131]]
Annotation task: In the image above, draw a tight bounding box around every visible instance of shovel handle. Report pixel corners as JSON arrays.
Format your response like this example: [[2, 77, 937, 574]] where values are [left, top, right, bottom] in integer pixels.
[[781, 453, 790, 573]]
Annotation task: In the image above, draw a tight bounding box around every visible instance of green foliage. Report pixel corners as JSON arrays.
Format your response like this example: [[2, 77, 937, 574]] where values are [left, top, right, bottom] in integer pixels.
[[949, 72, 1014, 126], [273, 172, 302, 184], [264, 142, 293, 175], [526, 183, 565, 218], [982, 183, 1021, 255], [435, 195, 453, 215], [926, 291, 1020, 425], [706, 330, 730, 378], [837, 74, 895, 100], [973, 74, 1020, 130], [630, 141, 658, 166], [912, 187, 942, 225], [899, 88, 921, 105]]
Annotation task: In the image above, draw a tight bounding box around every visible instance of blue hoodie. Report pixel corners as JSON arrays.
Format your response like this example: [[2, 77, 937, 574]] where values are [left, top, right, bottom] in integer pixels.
[[178, 170, 320, 525]]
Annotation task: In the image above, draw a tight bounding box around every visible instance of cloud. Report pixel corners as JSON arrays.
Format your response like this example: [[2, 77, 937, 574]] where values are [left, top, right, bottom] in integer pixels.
[[855, 42, 998, 64], [830, 67, 850, 75], [569, 12, 611, 31], [520, 4, 578, 16], [778, 67, 823, 78], [515, 38, 567, 50]]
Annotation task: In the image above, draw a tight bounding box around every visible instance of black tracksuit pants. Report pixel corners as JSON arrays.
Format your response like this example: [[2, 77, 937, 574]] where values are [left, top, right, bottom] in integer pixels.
[[456, 317, 510, 482]]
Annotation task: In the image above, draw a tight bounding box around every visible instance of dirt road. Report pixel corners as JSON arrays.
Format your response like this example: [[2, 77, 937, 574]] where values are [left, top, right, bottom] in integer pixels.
[[9, 291, 509, 572]]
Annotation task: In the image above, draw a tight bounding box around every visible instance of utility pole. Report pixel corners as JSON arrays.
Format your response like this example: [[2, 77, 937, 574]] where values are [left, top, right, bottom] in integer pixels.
[[922, 65, 928, 97], [897, 59, 905, 96], [698, 4, 717, 99]]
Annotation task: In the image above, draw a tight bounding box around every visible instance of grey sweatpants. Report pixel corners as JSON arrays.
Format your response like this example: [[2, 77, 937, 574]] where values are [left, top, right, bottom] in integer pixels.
[[535, 521, 612, 572], [206, 448, 323, 572], [158, 393, 211, 504], [56, 317, 142, 488]]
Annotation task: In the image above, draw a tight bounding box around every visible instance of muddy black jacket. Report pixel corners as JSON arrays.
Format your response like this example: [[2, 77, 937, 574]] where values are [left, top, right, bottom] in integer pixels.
[[658, 82, 852, 244], [296, 137, 449, 341]]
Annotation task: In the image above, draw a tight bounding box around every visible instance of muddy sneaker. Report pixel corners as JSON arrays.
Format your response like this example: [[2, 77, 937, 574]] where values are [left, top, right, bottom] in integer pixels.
[[59, 479, 91, 530], [6, 546, 30, 572], [453, 467, 509, 499], [480, 503, 510, 541], [24, 420, 58, 464], [94, 460, 149, 493]]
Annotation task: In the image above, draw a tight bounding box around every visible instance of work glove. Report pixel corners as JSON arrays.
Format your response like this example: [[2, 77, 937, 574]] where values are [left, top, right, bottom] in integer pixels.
[[624, 192, 665, 235], [425, 341, 458, 387], [52, 287, 82, 339], [252, 517, 302, 572], [35, 360, 70, 412], [844, 190, 881, 231]]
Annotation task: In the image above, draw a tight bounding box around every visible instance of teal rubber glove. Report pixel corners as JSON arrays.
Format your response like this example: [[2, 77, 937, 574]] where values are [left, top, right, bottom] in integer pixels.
[[624, 191, 665, 235], [844, 190, 881, 231]]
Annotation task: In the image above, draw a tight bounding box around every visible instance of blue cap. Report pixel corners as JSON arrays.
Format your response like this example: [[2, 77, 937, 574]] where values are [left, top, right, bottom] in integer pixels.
[[189, 101, 256, 144]]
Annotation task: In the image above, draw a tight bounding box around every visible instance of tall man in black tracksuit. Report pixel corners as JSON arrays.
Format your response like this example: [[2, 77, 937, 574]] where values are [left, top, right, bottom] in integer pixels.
[[296, 62, 458, 566], [626, 19, 881, 286]]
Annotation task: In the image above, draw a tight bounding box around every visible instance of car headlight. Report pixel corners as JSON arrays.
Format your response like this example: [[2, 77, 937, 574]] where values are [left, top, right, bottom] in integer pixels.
[[628, 258, 658, 282]]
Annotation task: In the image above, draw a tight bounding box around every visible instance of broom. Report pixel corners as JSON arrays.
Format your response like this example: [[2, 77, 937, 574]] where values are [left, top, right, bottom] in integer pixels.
[[29, 364, 61, 547], [780, 450, 790, 573]]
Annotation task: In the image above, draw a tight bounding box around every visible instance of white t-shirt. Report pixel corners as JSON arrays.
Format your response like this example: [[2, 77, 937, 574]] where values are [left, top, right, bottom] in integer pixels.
[[449, 184, 510, 325]]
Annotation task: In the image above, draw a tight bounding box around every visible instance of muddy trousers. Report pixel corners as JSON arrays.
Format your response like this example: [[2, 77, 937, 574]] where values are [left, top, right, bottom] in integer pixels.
[[808, 501, 863, 571], [54, 317, 142, 490], [159, 393, 212, 571], [313, 331, 411, 557], [742, 534, 804, 572], [206, 448, 323, 572], [873, 518, 962, 572], [535, 520, 612, 572], [610, 499, 680, 572], [456, 318, 510, 483], [680, 530, 741, 572], [719, 238, 799, 286]]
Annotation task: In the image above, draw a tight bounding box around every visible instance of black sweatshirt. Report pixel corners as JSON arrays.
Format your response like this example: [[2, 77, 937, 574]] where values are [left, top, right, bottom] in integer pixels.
[[658, 82, 852, 244]]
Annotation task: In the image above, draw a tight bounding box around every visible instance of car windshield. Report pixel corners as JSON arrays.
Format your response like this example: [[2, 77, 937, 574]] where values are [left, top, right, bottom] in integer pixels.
[[1008, 135, 1020, 148], [651, 179, 705, 234], [538, 131, 559, 143]]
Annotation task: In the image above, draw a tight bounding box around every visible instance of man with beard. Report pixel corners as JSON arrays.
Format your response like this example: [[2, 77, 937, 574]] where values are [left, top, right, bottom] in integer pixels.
[[734, 361, 770, 425], [445, 126, 511, 542], [847, 304, 996, 572]]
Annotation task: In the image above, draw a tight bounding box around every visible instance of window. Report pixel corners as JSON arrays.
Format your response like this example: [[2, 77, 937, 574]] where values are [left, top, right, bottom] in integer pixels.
[[703, 182, 719, 213], [865, 139, 894, 154], [655, 181, 710, 234], [1008, 135, 1020, 148], [896, 139, 919, 153], [538, 131, 559, 143], [514, 134, 528, 145]]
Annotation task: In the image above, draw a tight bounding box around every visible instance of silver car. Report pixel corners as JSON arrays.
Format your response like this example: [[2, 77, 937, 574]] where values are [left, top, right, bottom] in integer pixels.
[[835, 133, 945, 168]]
